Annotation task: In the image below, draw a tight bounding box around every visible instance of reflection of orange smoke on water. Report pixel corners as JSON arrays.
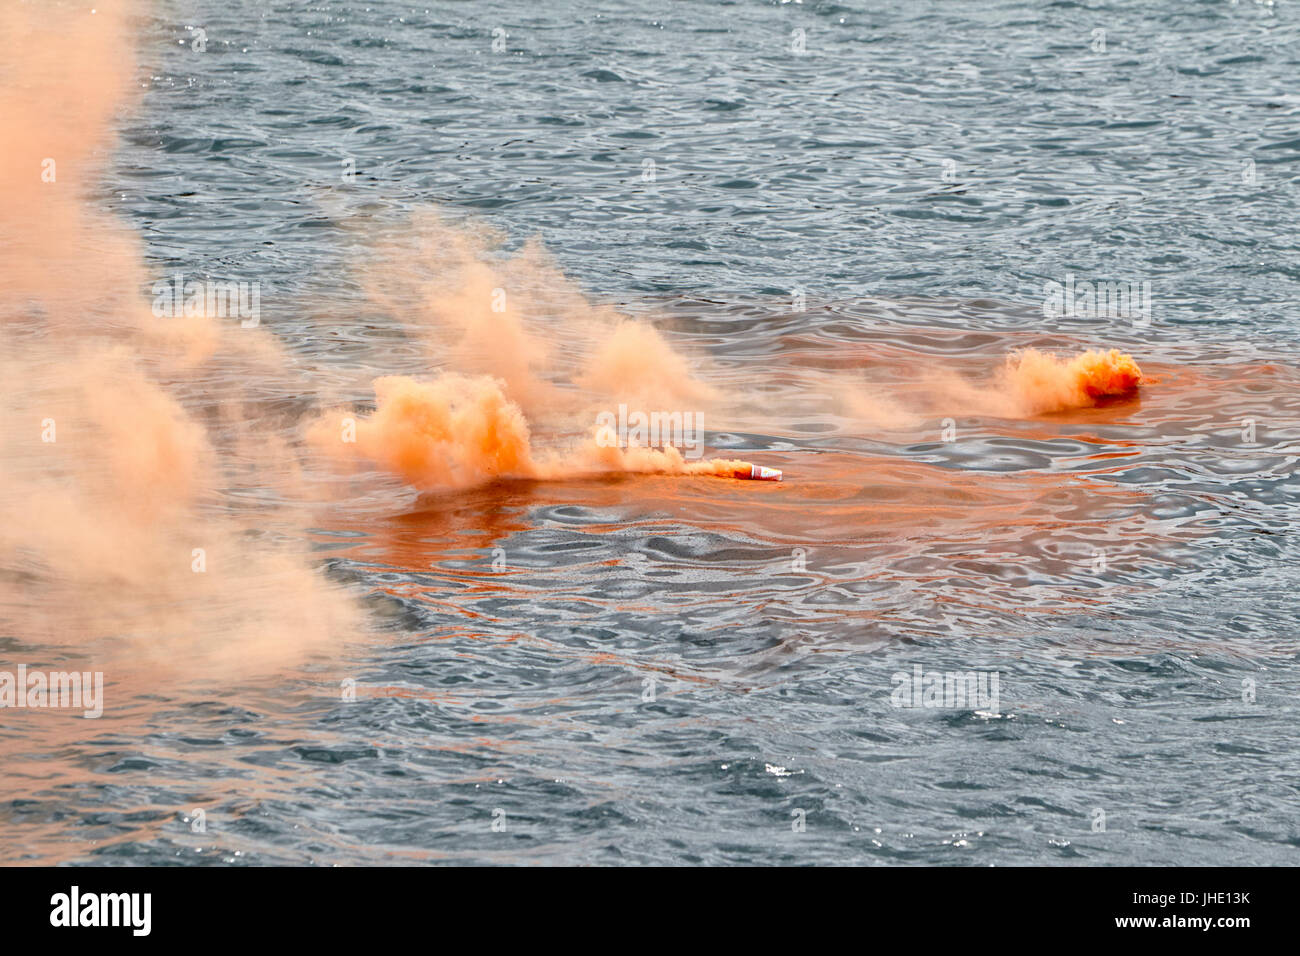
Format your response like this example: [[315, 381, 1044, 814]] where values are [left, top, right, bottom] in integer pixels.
[[309, 374, 781, 490]]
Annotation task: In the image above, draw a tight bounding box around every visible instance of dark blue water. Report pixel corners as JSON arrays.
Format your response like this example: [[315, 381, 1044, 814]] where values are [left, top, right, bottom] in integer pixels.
[[2, 0, 1298, 865]]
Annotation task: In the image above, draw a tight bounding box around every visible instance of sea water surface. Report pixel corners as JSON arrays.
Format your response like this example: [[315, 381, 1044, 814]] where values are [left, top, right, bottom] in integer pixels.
[[2, 0, 1299, 865]]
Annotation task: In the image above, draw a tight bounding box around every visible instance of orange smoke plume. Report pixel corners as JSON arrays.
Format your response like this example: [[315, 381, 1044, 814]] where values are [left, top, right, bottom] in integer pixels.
[[314, 211, 774, 490], [1001, 348, 1143, 414], [353, 208, 719, 421], [310, 374, 537, 488], [837, 345, 1145, 429], [0, 2, 360, 674], [576, 320, 718, 408], [579, 430, 779, 480], [311, 374, 778, 489]]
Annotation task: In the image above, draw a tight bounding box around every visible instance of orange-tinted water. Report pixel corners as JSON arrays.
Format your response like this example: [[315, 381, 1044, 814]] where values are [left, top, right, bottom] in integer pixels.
[[3, 1, 1299, 868]]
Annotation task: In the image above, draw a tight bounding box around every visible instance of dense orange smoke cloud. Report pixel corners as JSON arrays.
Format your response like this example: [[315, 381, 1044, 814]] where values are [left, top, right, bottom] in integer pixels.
[[838, 345, 1144, 428], [0, 3, 140, 319], [1001, 348, 1143, 414], [309, 373, 768, 489], [0, 2, 360, 673], [314, 208, 744, 491], [310, 374, 536, 488]]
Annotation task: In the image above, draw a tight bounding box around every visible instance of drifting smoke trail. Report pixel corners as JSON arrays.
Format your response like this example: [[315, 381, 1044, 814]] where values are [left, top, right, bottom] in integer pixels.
[[840, 344, 1145, 428], [308, 374, 776, 490], [579, 438, 780, 481], [312, 209, 773, 490], [313, 210, 1144, 491], [351, 209, 718, 422], [0, 3, 360, 673]]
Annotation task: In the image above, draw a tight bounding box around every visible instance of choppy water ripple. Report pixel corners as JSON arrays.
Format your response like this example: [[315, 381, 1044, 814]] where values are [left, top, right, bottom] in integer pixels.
[[3, 0, 1298, 866], [114, 0, 1300, 340]]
